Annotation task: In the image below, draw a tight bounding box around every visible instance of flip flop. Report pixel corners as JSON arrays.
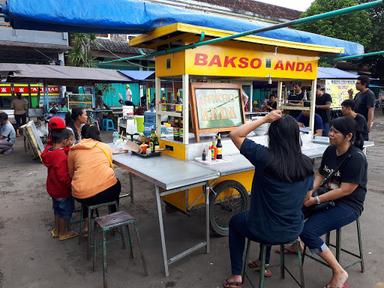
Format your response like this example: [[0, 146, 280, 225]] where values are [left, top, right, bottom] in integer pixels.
[[247, 261, 273, 278], [59, 231, 79, 241], [223, 279, 242, 288], [50, 228, 59, 238]]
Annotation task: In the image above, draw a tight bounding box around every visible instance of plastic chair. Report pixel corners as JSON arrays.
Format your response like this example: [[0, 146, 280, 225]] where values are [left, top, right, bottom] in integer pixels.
[[242, 239, 305, 288], [102, 118, 115, 131], [93, 211, 148, 288], [303, 218, 364, 272]]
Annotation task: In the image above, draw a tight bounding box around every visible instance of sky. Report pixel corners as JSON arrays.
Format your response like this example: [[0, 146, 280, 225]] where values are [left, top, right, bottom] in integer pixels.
[[255, 0, 315, 12]]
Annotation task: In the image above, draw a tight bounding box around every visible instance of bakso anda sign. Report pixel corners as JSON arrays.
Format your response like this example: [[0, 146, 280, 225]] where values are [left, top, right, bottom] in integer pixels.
[[184, 45, 319, 80]]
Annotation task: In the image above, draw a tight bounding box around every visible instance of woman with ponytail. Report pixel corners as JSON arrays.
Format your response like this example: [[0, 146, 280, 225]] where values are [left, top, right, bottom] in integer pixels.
[[300, 116, 367, 288]]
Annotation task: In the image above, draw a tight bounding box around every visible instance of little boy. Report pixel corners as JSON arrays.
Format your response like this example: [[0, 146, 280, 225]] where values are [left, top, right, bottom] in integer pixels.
[[41, 128, 78, 240]]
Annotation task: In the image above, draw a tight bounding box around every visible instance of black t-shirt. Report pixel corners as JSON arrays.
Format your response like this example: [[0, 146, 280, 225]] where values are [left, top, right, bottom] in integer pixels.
[[240, 138, 313, 244], [354, 89, 375, 121], [316, 93, 332, 123], [267, 100, 277, 111], [319, 145, 367, 215], [354, 113, 369, 141], [288, 91, 304, 118]]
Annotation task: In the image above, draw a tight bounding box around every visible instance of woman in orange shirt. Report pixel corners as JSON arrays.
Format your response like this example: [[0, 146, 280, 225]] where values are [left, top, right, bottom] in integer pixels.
[[68, 124, 120, 232]]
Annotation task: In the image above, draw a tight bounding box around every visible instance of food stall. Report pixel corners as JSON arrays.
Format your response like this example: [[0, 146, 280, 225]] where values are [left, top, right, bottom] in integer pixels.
[[124, 22, 343, 231]]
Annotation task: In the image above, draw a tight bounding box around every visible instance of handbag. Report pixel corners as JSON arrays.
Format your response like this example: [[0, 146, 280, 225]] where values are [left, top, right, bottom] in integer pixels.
[[303, 152, 352, 218]]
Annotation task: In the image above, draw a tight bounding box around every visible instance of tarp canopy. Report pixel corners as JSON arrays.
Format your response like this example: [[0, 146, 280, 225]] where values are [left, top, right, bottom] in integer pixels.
[[1, 0, 363, 56], [317, 67, 358, 79], [119, 70, 155, 82], [0, 63, 131, 85]]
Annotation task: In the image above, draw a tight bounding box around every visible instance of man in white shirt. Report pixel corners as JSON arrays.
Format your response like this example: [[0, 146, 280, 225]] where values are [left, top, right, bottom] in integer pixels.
[[0, 112, 16, 155]]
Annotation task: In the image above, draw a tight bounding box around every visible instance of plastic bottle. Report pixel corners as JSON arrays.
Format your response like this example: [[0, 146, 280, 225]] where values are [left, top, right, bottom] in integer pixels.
[[112, 130, 119, 145], [209, 137, 217, 161]]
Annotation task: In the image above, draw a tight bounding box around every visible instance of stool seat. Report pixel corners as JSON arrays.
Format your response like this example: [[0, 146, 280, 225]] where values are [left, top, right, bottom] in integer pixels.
[[93, 210, 148, 288], [96, 211, 135, 229], [102, 118, 115, 131]]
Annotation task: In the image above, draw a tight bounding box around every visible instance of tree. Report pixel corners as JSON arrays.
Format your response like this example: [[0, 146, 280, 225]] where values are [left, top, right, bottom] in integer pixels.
[[357, 0, 384, 52], [67, 33, 96, 67], [295, 0, 373, 49]]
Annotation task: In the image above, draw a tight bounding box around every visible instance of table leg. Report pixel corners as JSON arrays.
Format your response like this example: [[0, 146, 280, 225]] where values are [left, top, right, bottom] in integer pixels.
[[155, 185, 169, 277], [129, 173, 134, 203], [205, 183, 210, 254]]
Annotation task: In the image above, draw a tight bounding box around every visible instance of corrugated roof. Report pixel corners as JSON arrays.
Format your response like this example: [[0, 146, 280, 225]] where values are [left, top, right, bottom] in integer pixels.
[[318, 67, 358, 79], [1, 63, 131, 85], [119, 70, 155, 81]]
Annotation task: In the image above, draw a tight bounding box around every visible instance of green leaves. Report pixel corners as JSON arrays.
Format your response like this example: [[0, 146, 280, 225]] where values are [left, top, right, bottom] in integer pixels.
[[68, 33, 96, 67], [295, 0, 374, 50]]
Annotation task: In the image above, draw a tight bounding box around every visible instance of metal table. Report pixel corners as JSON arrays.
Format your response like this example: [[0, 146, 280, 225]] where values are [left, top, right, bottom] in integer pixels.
[[112, 154, 220, 277], [194, 141, 329, 176]]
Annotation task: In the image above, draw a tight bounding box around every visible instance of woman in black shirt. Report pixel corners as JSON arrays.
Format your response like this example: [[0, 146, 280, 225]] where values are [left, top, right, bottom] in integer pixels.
[[223, 110, 314, 288], [301, 116, 367, 288]]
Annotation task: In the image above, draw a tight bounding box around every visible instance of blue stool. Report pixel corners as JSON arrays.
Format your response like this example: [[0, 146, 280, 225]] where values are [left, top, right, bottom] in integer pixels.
[[102, 118, 114, 131]]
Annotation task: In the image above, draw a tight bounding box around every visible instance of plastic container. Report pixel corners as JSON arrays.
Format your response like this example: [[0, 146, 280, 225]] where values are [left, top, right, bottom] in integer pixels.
[[144, 107, 156, 136]]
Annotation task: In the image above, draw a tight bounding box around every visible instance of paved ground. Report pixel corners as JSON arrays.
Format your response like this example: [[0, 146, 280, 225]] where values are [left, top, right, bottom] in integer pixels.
[[1, 111, 384, 288]]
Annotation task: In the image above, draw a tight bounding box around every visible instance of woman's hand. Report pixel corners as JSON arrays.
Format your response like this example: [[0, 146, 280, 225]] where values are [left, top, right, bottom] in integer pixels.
[[264, 110, 282, 123], [304, 196, 316, 207]]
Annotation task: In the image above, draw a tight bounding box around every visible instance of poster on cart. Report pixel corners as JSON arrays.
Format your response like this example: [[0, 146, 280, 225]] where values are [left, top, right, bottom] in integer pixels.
[[325, 80, 357, 109], [190, 83, 245, 142]]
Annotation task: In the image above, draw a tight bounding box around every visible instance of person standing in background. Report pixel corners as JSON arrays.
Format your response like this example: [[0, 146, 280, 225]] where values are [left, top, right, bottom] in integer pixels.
[[288, 81, 305, 118], [341, 99, 369, 141], [315, 85, 332, 136], [11, 92, 28, 137], [354, 75, 375, 133]]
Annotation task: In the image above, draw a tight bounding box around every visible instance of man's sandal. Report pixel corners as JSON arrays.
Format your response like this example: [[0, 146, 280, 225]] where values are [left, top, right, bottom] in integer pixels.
[[59, 231, 79, 241], [50, 228, 59, 238]]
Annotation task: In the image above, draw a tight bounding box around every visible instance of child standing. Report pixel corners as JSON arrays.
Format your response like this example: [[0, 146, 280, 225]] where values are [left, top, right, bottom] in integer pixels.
[[41, 128, 78, 240]]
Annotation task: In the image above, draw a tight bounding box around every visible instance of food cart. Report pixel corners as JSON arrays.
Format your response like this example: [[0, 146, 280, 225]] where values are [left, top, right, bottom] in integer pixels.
[[126, 22, 346, 235]]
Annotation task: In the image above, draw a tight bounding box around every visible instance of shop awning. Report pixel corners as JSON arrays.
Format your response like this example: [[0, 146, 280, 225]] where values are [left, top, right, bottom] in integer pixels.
[[119, 70, 155, 82], [1, 0, 363, 56], [317, 67, 358, 79], [0, 63, 132, 85]]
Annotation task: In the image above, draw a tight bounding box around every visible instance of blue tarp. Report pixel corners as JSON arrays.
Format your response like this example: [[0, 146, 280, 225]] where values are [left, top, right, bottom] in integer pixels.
[[119, 70, 155, 81], [317, 67, 358, 79], [2, 0, 363, 56]]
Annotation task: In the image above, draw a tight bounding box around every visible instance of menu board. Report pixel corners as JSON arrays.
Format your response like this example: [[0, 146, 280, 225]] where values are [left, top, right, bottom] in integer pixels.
[[68, 93, 93, 109], [325, 80, 357, 108], [190, 83, 245, 142], [195, 88, 243, 129]]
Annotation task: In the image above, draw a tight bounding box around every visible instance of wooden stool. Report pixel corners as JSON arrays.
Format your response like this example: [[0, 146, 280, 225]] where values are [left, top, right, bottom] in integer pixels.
[[93, 211, 148, 288]]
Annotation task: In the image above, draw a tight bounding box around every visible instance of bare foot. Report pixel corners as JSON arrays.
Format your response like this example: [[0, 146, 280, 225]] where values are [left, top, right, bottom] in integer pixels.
[[327, 270, 348, 288], [223, 275, 242, 288]]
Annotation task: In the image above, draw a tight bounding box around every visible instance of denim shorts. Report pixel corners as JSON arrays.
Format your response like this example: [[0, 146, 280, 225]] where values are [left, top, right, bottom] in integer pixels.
[[52, 197, 74, 220]]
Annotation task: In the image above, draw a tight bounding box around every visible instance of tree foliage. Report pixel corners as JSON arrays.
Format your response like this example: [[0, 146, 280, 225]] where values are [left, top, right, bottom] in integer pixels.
[[67, 33, 96, 67], [357, 0, 384, 52], [295, 0, 373, 49]]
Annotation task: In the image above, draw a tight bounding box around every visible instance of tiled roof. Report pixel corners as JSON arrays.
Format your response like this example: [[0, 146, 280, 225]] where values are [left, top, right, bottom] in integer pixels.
[[194, 0, 301, 21], [91, 39, 153, 55]]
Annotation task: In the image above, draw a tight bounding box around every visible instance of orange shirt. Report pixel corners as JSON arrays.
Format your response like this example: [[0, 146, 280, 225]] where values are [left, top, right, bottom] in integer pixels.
[[68, 139, 117, 199]]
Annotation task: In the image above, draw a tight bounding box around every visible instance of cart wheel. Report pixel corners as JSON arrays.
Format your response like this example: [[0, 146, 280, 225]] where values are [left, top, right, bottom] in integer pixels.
[[209, 180, 249, 237]]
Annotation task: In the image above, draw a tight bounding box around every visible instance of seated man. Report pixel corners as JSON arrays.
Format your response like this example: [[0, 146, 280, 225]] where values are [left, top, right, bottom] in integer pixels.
[[341, 99, 369, 141], [0, 112, 16, 155], [296, 110, 324, 136]]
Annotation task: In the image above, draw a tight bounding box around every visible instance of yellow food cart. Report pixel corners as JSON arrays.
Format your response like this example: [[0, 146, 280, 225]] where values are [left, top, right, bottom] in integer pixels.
[[129, 22, 344, 236]]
